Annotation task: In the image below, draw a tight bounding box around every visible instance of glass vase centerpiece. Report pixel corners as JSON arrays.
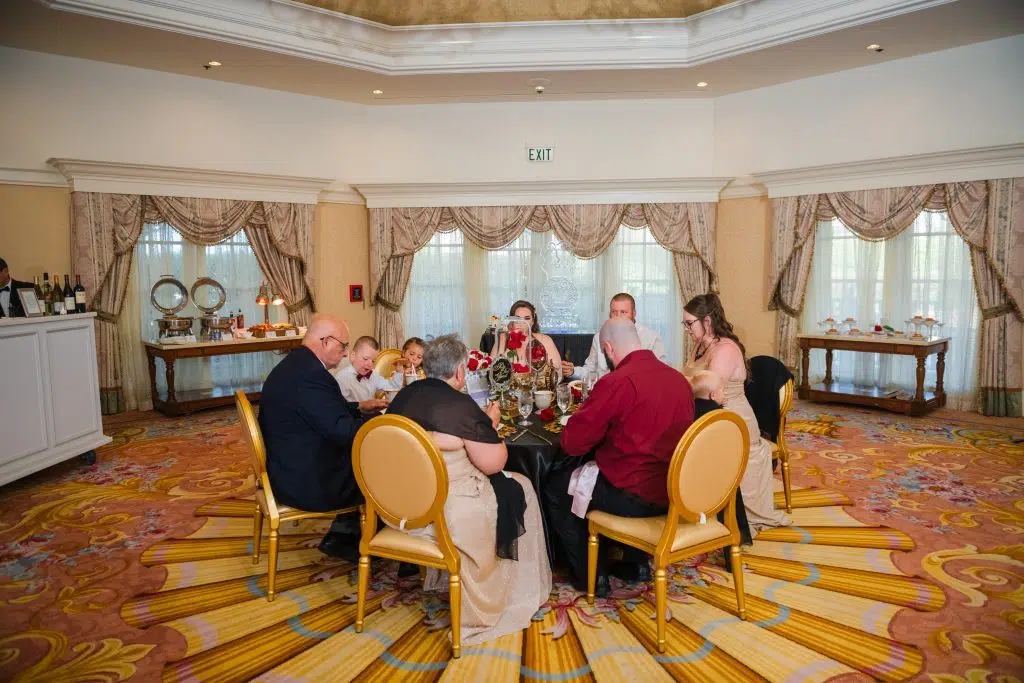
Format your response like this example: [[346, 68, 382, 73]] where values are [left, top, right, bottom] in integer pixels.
[[502, 315, 535, 391]]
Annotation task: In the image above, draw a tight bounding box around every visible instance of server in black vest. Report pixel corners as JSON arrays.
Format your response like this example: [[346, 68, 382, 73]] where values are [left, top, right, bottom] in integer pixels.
[[0, 257, 34, 318], [258, 314, 387, 561]]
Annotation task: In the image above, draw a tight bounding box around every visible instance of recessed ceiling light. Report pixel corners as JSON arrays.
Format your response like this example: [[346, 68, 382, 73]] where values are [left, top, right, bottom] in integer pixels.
[[866, 44, 883, 52], [372, 89, 383, 95], [206, 60, 222, 67], [697, 81, 708, 88]]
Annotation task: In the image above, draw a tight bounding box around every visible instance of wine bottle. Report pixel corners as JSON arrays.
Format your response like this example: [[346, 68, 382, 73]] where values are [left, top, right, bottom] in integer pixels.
[[236, 311, 245, 328], [63, 275, 76, 314], [41, 272, 53, 315], [52, 273, 65, 314], [32, 276, 42, 301], [74, 275, 87, 313]]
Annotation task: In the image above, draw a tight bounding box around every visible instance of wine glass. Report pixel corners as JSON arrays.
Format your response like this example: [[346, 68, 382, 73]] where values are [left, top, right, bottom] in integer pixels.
[[516, 389, 533, 426], [556, 384, 571, 415], [583, 370, 598, 398]]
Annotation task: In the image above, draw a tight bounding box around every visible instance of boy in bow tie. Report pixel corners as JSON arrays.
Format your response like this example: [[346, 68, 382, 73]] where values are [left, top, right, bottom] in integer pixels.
[[335, 335, 403, 403]]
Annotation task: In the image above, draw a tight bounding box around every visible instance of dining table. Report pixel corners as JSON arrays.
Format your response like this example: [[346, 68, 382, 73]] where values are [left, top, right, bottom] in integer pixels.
[[499, 412, 579, 566]]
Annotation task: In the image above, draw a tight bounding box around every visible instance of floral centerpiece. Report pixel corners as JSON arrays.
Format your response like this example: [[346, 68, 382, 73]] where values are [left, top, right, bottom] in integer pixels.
[[505, 327, 535, 390], [467, 348, 493, 374]]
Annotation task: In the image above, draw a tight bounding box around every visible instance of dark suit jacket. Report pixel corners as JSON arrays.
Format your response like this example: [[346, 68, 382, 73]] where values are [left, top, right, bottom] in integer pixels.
[[258, 345, 364, 511], [1, 279, 34, 318], [744, 355, 794, 442]]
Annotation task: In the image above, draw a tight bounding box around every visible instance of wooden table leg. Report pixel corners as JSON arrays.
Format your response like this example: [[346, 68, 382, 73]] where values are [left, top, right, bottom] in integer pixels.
[[166, 358, 177, 404], [824, 349, 834, 385], [935, 352, 945, 395], [799, 346, 810, 399], [914, 354, 926, 402], [147, 352, 159, 406]]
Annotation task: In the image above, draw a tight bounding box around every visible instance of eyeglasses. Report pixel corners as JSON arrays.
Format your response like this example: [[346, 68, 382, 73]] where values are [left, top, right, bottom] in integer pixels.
[[321, 335, 349, 352], [682, 319, 701, 330]]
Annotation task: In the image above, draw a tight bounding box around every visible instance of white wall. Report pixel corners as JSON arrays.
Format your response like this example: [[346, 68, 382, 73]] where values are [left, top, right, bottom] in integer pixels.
[[2, 35, 1022, 186], [0, 46, 715, 184], [714, 35, 1024, 176]]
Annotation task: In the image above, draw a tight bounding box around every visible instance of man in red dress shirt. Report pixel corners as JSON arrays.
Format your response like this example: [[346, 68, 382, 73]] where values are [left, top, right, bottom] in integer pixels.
[[544, 318, 694, 595]]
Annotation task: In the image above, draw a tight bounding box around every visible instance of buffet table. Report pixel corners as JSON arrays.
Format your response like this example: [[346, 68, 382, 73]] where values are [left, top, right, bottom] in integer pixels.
[[797, 333, 949, 416], [144, 334, 303, 416], [0, 313, 111, 486]]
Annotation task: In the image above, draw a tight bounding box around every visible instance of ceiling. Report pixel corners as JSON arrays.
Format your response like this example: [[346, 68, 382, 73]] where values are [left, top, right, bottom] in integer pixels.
[[1, 0, 1021, 105], [291, 0, 734, 25]]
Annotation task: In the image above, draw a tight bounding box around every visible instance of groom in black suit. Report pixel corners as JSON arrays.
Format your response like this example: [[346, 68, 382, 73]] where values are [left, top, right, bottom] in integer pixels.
[[258, 314, 387, 561], [0, 258, 35, 318]]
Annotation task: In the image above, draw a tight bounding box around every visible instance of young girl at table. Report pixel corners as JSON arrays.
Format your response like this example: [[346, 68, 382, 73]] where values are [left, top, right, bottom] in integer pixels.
[[390, 336, 426, 386]]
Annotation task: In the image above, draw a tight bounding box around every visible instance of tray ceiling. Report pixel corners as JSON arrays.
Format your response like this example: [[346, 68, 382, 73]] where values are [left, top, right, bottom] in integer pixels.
[[290, 0, 735, 26]]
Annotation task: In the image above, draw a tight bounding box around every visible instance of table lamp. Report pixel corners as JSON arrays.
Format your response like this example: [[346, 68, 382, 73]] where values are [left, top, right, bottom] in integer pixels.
[[256, 282, 271, 325]]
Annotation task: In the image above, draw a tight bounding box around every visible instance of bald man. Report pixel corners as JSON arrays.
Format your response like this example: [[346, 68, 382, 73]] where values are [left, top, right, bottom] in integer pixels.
[[259, 314, 387, 561], [544, 318, 694, 595]]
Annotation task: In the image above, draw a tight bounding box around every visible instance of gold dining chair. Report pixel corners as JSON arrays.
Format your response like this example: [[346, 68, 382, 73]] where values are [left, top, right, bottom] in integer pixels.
[[768, 379, 795, 513], [234, 391, 362, 602], [373, 348, 403, 378], [352, 414, 462, 657], [586, 409, 750, 653]]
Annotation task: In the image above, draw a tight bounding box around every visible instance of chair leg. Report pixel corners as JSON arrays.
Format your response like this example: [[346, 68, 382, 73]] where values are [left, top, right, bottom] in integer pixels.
[[781, 452, 793, 514], [730, 544, 746, 620], [252, 505, 264, 565], [587, 532, 599, 605], [267, 528, 280, 602], [655, 567, 668, 653], [355, 555, 370, 632], [449, 573, 461, 659]]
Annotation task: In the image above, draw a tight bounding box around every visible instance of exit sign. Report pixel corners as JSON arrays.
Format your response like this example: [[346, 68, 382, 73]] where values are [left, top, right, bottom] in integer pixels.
[[527, 146, 554, 162]]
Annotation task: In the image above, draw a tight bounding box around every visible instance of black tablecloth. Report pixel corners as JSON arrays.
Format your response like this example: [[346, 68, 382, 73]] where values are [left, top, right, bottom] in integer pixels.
[[502, 417, 576, 565]]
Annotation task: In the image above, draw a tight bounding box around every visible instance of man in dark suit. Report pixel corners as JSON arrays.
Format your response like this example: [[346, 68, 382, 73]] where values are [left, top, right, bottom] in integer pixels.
[[0, 257, 34, 318], [258, 313, 387, 561]]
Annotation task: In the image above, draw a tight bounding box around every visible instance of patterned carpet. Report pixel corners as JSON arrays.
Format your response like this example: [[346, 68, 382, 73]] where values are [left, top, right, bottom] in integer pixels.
[[1, 404, 1022, 682]]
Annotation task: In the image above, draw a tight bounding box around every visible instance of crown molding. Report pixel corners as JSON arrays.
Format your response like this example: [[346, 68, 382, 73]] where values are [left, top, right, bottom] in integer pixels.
[[719, 178, 767, 199], [353, 178, 732, 208], [318, 185, 366, 205], [47, 158, 333, 203], [0, 167, 68, 188], [39, 0, 952, 75], [750, 144, 1024, 198]]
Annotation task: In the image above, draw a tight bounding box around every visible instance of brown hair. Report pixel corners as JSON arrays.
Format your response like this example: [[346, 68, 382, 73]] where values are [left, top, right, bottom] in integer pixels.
[[352, 335, 380, 353], [509, 300, 540, 333], [610, 292, 636, 311], [402, 337, 425, 352], [683, 293, 747, 362]]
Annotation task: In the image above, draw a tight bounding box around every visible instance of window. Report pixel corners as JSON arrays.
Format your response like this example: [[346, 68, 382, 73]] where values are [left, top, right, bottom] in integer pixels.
[[135, 223, 284, 394], [402, 225, 682, 365], [801, 211, 980, 409]]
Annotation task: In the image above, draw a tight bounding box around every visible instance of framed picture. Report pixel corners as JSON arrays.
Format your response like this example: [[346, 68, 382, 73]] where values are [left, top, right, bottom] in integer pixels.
[[17, 288, 44, 317]]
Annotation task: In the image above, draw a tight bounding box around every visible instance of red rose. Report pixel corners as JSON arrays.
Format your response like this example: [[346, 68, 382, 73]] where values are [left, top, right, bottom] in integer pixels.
[[513, 363, 530, 374], [571, 385, 583, 401], [537, 407, 555, 422], [531, 344, 546, 361], [467, 357, 479, 371], [508, 329, 526, 350], [480, 358, 491, 369]]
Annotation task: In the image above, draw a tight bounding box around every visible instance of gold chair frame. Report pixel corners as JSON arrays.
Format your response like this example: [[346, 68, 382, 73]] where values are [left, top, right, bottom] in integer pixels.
[[352, 414, 462, 657], [770, 379, 794, 513], [586, 410, 750, 653], [234, 390, 362, 602], [373, 348, 403, 379]]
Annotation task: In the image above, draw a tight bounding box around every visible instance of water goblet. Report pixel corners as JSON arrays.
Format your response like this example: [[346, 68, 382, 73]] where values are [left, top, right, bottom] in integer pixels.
[[517, 389, 533, 426], [556, 384, 571, 414]]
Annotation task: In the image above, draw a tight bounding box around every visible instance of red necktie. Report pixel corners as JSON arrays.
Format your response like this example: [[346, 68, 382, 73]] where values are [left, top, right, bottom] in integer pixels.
[[357, 372, 372, 382]]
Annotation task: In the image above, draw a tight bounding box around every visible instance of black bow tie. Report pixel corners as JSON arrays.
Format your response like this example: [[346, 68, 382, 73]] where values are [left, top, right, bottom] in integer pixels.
[[0, 285, 9, 293]]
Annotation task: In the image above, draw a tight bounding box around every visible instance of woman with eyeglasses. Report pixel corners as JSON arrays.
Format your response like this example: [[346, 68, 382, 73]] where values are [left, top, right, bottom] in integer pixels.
[[681, 293, 791, 537]]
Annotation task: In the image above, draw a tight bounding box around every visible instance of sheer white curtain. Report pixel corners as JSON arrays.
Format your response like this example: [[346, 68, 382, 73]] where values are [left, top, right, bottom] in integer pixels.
[[402, 224, 683, 365], [119, 223, 285, 409], [801, 211, 980, 410]]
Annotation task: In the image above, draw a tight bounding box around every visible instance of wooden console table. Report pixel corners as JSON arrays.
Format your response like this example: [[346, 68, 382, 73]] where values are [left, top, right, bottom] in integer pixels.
[[798, 333, 949, 416], [144, 335, 303, 416]]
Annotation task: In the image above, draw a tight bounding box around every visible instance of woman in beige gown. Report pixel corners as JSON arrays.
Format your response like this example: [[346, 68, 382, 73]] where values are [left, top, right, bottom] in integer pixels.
[[682, 294, 791, 536], [387, 334, 552, 645]]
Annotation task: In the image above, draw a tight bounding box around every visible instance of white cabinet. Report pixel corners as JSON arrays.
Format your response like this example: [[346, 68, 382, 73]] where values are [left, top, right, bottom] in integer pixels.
[[0, 313, 111, 487]]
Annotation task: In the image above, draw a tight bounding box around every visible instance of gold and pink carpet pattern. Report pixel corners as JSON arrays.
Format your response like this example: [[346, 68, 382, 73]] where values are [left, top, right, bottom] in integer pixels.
[[1, 405, 1021, 681]]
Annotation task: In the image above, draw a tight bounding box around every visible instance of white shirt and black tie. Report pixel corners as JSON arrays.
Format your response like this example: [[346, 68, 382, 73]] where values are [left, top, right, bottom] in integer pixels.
[[0, 283, 11, 318]]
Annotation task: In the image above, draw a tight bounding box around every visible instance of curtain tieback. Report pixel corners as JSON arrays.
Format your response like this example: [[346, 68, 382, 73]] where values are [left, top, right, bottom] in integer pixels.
[[95, 311, 118, 324], [285, 296, 312, 314], [375, 294, 402, 313], [981, 303, 1015, 320]]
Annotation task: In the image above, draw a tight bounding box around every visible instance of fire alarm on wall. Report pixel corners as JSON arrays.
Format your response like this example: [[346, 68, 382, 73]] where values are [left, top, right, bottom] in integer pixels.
[[349, 284, 363, 302]]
